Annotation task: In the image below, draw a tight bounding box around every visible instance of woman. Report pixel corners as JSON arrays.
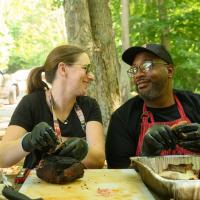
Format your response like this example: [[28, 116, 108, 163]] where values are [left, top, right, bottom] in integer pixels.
[[0, 45, 105, 169]]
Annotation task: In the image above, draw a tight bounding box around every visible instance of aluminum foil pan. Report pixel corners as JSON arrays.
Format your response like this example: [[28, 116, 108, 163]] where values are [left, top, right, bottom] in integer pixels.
[[130, 155, 200, 200]]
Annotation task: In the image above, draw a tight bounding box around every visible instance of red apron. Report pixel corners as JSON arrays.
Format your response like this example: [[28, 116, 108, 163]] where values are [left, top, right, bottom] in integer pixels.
[[136, 96, 194, 156]]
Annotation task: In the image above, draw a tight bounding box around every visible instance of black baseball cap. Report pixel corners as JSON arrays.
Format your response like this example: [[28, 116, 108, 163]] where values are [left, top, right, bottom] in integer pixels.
[[122, 43, 173, 65]]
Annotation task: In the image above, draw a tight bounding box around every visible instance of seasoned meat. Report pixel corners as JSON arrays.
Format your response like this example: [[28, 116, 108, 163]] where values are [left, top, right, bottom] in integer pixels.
[[36, 155, 84, 184], [159, 163, 199, 180], [166, 163, 193, 173]]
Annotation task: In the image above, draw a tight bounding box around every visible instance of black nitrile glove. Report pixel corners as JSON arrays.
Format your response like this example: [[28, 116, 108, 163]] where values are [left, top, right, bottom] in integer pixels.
[[58, 137, 88, 161], [172, 123, 200, 152], [22, 122, 59, 152], [141, 124, 177, 156]]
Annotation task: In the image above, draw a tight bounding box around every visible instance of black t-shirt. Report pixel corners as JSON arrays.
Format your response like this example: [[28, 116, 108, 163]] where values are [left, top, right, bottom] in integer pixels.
[[9, 91, 102, 168], [105, 90, 200, 169]]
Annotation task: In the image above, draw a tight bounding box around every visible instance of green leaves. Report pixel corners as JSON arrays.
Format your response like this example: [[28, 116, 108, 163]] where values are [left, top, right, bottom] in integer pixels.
[[4, 0, 67, 72], [110, 0, 200, 91]]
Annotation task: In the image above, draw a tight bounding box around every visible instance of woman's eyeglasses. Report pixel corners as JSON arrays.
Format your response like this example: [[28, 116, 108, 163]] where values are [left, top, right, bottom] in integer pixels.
[[66, 63, 92, 74], [80, 64, 92, 74], [127, 61, 168, 77]]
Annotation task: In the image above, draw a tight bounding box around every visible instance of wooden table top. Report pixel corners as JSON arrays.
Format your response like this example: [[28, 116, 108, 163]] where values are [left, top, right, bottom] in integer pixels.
[[19, 169, 156, 200]]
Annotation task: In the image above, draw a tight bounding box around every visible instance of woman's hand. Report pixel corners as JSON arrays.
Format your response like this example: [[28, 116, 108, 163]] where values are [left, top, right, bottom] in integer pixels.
[[58, 137, 88, 161], [22, 122, 59, 152]]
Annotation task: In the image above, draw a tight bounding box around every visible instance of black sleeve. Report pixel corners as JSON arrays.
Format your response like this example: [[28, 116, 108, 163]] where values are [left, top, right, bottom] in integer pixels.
[[105, 111, 134, 169], [175, 90, 200, 123], [9, 95, 34, 131], [183, 92, 200, 123], [84, 97, 102, 123]]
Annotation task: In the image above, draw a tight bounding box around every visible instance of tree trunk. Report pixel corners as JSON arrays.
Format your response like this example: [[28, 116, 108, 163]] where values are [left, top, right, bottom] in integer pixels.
[[120, 0, 130, 103], [63, 0, 93, 52], [157, 0, 170, 49], [63, 0, 121, 129]]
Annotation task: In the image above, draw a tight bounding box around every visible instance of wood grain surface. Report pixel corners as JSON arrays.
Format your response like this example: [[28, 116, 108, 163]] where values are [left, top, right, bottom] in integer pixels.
[[19, 169, 155, 200]]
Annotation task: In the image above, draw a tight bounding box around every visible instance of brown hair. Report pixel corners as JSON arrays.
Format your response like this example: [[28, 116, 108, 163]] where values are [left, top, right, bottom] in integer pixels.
[[27, 45, 85, 94]]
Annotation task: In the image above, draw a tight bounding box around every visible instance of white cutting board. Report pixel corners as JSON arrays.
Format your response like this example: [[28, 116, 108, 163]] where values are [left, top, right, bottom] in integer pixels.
[[19, 169, 155, 200]]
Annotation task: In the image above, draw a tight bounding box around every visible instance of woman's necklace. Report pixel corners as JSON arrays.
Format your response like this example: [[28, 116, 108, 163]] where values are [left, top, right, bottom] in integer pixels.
[[64, 119, 68, 125], [46, 89, 86, 135]]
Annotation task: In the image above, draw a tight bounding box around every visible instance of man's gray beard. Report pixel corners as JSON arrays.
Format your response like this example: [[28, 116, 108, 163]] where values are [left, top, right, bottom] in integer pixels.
[[136, 81, 165, 101]]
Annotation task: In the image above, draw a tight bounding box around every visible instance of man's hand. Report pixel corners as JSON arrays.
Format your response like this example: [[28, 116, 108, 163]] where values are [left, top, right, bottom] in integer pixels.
[[141, 124, 177, 156], [22, 122, 59, 152], [172, 123, 200, 152], [58, 137, 88, 161]]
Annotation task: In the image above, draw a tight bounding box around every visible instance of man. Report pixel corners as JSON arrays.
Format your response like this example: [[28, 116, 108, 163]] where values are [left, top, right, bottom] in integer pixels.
[[106, 44, 200, 168]]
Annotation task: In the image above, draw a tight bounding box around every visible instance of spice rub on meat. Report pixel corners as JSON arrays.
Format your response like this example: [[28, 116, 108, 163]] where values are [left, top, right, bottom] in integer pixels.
[[36, 137, 88, 184], [36, 155, 85, 184], [159, 163, 200, 180]]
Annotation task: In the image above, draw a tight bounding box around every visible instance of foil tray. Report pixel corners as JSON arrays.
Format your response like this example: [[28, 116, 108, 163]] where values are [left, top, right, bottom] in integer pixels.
[[130, 155, 200, 200]]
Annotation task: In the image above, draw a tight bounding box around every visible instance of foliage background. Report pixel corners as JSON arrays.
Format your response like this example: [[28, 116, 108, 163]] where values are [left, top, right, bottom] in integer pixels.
[[0, 0, 66, 72], [110, 0, 200, 92], [0, 0, 200, 91]]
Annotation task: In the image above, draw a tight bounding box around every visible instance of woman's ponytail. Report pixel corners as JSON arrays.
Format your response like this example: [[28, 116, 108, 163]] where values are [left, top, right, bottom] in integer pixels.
[[27, 66, 49, 94]]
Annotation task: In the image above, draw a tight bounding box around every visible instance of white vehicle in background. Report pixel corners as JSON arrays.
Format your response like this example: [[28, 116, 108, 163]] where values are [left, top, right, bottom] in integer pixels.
[[0, 69, 30, 104]]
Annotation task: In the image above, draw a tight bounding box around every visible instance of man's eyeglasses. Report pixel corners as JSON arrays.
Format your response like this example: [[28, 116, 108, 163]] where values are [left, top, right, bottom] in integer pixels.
[[66, 63, 92, 74], [127, 61, 168, 77]]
